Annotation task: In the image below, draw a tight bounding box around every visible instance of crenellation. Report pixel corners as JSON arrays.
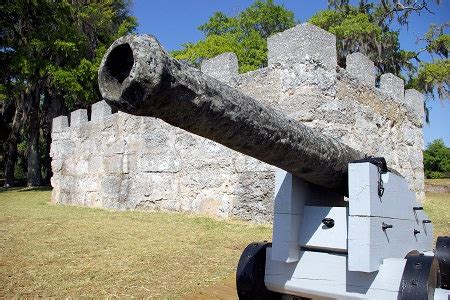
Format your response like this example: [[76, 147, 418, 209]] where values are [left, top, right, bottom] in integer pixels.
[[70, 109, 88, 127], [346, 52, 375, 87], [52, 115, 69, 133], [91, 100, 112, 121], [50, 22, 426, 221], [267, 23, 337, 70], [405, 89, 424, 124], [201, 52, 238, 83], [380, 73, 405, 102]]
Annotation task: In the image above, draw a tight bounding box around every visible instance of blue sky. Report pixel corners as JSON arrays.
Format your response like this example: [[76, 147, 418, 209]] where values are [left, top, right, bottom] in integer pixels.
[[132, 0, 449, 146]]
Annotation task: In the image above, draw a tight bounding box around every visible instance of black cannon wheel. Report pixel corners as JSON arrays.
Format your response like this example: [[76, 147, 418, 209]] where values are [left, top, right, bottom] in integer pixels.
[[436, 236, 450, 290], [399, 252, 439, 300], [236, 242, 283, 300]]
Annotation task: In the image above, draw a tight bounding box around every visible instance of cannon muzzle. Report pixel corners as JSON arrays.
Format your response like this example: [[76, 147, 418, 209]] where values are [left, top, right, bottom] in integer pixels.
[[98, 35, 365, 195]]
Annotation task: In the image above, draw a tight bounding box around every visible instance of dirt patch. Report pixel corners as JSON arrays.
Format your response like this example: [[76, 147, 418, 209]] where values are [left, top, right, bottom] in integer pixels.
[[182, 275, 237, 300], [425, 184, 450, 193]]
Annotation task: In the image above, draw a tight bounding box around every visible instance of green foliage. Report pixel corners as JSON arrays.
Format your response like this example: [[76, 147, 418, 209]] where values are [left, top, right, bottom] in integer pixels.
[[238, 0, 295, 39], [1, 0, 137, 184], [428, 34, 449, 57], [13, 140, 28, 181], [173, 0, 295, 73], [420, 22, 449, 57], [47, 58, 99, 107], [315, 2, 449, 103], [198, 12, 239, 36], [116, 17, 139, 38], [0, 85, 7, 103], [408, 23, 449, 101], [309, 7, 408, 75], [1, 0, 137, 108], [410, 59, 450, 99], [428, 171, 445, 179], [172, 34, 240, 65], [423, 139, 450, 179], [327, 0, 442, 28], [53, 40, 78, 57], [311, 11, 381, 39]]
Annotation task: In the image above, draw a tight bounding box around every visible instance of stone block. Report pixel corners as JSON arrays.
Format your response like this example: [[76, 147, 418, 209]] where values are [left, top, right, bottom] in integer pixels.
[[405, 89, 424, 122], [60, 175, 76, 191], [100, 176, 122, 197], [51, 159, 64, 173], [117, 115, 142, 141], [235, 66, 282, 106], [234, 154, 274, 173], [268, 23, 337, 69], [51, 187, 61, 204], [78, 177, 98, 192], [88, 156, 103, 173], [280, 61, 336, 95], [103, 154, 123, 175], [138, 150, 181, 173], [50, 140, 75, 158], [201, 52, 238, 83], [380, 73, 404, 102], [70, 109, 88, 127], [75, 159, 89, 176], [104, 140, 126, 155], [91, 100, 112, 121], [131, 173, 178, 205], [52, 115, 69, 133], [346, 52, 375, 87], [122, 154, 136, 174], [87, 191, 102, 208]]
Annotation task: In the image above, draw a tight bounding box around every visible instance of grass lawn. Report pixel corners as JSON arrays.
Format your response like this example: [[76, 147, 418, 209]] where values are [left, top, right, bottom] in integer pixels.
[[0, 188, 448, 298], [424, 192, 450, 239], [0, 188, 271, 298]]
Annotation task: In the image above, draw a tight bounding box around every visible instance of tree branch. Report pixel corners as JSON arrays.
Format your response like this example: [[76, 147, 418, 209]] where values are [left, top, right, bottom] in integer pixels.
[[378, 0, 435, 26]]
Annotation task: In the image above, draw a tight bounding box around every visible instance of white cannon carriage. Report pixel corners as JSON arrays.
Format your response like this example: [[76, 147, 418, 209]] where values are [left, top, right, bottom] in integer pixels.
[[237, 159, 449, 299]]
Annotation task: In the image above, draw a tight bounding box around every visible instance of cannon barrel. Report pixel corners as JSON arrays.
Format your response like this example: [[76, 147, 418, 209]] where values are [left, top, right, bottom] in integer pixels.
[[98, 35, 365, 195]]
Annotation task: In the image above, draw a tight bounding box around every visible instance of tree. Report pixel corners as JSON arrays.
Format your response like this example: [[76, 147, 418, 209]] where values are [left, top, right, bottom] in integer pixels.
[[311, 0, 448, 105], [309, 8, 412, 75], [1, 0, 137, 186], [172, 0, 295, 73], [410, 23, 449, 101], [327, 0, 441, 27], [423, 139, 450, 178]]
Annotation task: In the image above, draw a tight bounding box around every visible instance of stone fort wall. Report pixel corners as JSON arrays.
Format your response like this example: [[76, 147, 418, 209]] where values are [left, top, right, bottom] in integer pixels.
[[50, 23, 425, 223]]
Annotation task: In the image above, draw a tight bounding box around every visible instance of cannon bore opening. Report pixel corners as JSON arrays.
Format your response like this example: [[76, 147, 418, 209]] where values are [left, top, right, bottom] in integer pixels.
[[100, 43, 134, 99]]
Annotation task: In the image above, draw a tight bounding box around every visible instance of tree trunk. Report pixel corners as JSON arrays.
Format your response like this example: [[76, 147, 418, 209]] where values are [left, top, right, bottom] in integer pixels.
[[42, 90, 67, 184], [4, 93, 24, 187], [26, 85, 42, 187]]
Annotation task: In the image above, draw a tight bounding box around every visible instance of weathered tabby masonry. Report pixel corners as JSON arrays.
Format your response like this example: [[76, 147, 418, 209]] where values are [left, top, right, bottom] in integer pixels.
[[51, 23, 425, 223]]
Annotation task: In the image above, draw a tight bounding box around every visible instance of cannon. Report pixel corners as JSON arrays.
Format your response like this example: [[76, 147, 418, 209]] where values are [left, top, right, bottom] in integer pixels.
[[98, 35, 449, 299]]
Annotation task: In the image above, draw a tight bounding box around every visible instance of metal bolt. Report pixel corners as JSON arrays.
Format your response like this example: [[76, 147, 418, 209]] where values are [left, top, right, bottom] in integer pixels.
[[422, 220, 432, 224], [322, 218, 335, 228], [382, 222, 393, 230], [414, 229, 421, 235], [413, 206, 423, 211]]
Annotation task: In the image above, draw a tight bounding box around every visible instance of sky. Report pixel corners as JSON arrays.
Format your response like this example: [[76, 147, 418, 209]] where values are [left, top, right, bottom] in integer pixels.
[[132, 0, 449, 146]]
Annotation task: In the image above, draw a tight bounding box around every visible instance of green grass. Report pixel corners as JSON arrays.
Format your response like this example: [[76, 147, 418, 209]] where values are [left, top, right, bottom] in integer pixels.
[[0, 188, 271, 298], [424, 192, 450, 239], [0, 188, 448, 298]]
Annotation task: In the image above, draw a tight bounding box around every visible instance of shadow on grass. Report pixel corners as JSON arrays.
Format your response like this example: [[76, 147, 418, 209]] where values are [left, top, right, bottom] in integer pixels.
[[0, 186, 52, 193]]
